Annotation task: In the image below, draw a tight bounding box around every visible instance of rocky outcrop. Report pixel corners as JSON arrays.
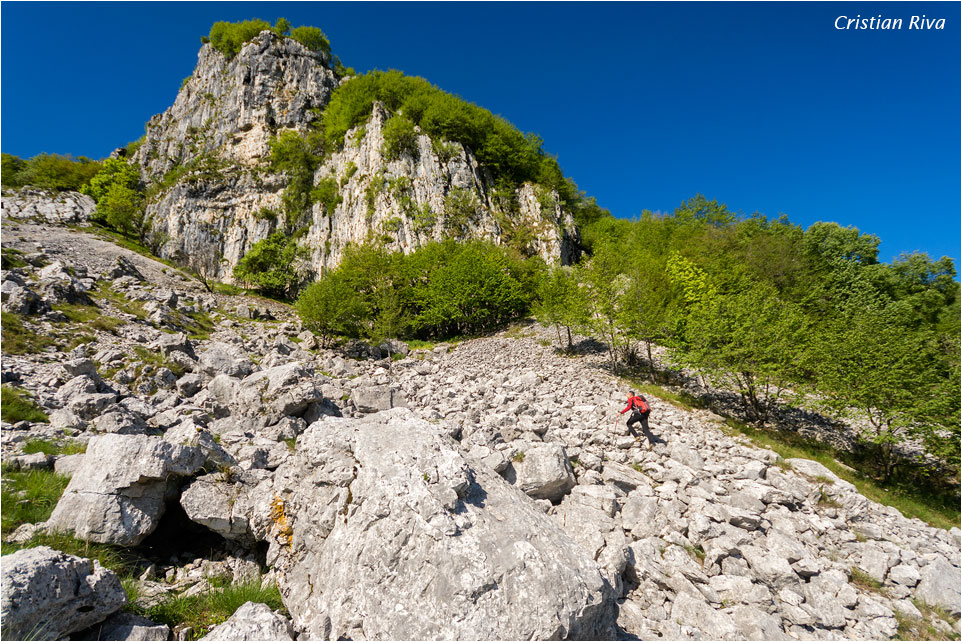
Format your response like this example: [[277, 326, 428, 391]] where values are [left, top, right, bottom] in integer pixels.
[[1, 188, 95, 225], [0, 546, 126, 640], [46, 433, 206, 545], [136, 31, 579, 284], [256, 409, 615, 640]]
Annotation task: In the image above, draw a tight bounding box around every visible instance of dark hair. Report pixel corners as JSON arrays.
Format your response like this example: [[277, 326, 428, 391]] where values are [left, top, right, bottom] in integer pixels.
[[629, 390, 636, 396]]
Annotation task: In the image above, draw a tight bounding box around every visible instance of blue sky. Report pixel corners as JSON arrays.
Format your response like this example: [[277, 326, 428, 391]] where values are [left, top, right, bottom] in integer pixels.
[[2, 2, 959, 265]]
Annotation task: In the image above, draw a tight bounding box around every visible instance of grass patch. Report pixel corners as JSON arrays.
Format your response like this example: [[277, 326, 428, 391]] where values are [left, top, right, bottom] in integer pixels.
[[850, 567, 886, 594], [21, 438, 85, 456], [90, 281, 148, 320], [133, 346, 186, 378], [1, 311, 56, 355], [54, 303, 126, 333], [1, 531, 139, 575], [721, 418, 960, 531], [1, 385, 49, 423], [184, 309, 215, 340], [0, 469, 69, 535], [683, 543, 706, 565], [817, 489, 843, 509], [128, 577, 285, 640], [512, 451, 525, 463], [1, 247, 29, 268], [895, 600, 962, 641]]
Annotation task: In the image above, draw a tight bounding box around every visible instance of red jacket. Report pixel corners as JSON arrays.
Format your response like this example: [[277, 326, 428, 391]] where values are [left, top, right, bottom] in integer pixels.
[[621, 395, 650, 414]]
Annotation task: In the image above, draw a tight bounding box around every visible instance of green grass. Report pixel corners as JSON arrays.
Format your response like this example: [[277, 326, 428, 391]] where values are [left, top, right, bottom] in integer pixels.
[[850, 567, 886, 593], [21, 438, 86, 456], [719, 418, 960, 531], [90, 281, 148, 320], [1, 385, 49, 423], [128, 577, 286, 640], [894, 601, 962, 641], [133, 346, 186, 377], [0, 469, 69, 534], [54, 303, 126, 333], [183, 309, 215, 340], [1, 247, 29, 269], [1, 312, 56, 355], [1, 531, 139, 576]]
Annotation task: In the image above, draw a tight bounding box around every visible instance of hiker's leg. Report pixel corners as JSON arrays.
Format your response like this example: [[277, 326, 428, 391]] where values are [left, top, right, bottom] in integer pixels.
[[640, 411, 656, 443], [626, 413, 640, 438]]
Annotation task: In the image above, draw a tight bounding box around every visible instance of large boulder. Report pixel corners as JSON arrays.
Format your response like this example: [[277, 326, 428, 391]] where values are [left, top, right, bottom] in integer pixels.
[[914, 557, 961, 617], [256, 408, 614, 640], [351, 384, 405, 413], [199, 342, 254, 378], [199, 601, 294, 641], [505, 441, 576, 502], [209, 362, 322, 425], [0, 546, 125, 640], [46, 433, 205, 546]]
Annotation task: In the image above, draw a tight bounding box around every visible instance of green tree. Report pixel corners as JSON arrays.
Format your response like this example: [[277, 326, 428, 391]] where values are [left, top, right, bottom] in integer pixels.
[[296, 272, 367, 346], [532, 266, 585, 350], [579, 246, 629, 372], [812, 307, 952, 481], [98, 183, 144, 239], [233, 233, 305, 298], [678, 283, 809, 423], [1, 154, 27, 188], [81, 158, 145, 239]]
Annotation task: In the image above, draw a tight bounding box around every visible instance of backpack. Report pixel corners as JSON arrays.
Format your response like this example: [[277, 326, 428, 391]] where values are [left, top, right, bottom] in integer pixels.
[[633, 397, 650, 414]]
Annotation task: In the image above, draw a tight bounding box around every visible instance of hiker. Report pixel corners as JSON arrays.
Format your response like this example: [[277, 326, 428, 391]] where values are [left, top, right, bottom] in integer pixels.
[[620, 390, 655, 446]]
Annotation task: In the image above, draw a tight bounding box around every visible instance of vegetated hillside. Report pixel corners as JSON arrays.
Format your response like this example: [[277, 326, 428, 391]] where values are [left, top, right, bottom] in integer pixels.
[[112, 18, 599, 289], [0, 213, 960, 640]]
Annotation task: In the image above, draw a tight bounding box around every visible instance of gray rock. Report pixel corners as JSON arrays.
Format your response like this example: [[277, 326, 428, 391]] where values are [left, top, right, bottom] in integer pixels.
[[915, 557, 961, 617], [260, 408, 614, 640], [46, 433, 205, 545], [351, 384, 404, 413], [1, 189, 95, 225], [889, 563, 921, 587], [199, 342, 253, 378], [85, 612, 170, 641], [54, 453, 86, 477], [6, 452, 51, 471], [669, 591, 738, 639], [176, 373, 204, 397], [0, 546, 125, 640], [110, 256, 145, 281], [506, 442, 575, 502], [181, 474, 254, 541], [199, 601, 294, 641]]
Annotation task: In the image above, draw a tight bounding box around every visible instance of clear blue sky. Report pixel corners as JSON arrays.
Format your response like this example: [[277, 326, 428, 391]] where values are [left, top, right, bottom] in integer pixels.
[[2, 2, 959, 265]]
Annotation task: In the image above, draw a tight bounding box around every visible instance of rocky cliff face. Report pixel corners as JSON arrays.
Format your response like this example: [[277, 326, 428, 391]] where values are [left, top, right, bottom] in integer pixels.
[[136, 31, 579, 283]]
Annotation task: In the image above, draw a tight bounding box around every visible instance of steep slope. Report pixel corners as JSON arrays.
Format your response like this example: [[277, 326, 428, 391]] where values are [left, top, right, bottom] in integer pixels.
[[2, 220, 959, 640], [135, 31, 578, 283]]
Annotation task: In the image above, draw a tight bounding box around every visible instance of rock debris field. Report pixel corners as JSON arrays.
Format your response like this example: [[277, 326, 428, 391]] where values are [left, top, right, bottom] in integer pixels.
[[1, 217, 960, 641]]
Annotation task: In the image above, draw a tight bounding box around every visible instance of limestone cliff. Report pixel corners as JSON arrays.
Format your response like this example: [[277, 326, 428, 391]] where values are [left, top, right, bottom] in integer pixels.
[[135, 31, 579, 283]]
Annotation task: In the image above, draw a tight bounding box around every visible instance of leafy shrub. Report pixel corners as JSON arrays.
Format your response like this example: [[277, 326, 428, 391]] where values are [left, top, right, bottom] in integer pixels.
[[1, 153, 102, 192], [322, 70, 570, 196], [233, 233, 305, 298], [1, 386, 49, 423], [382, 115, 419, 161], [206, 19, 272, 58], [206, 18, 331, 59], [311, 177, 342, 213], [268, 128, 327, 223], [290, 26, 331, 55], [443, 187, 480, 233], [82, 159, 145, 240]]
